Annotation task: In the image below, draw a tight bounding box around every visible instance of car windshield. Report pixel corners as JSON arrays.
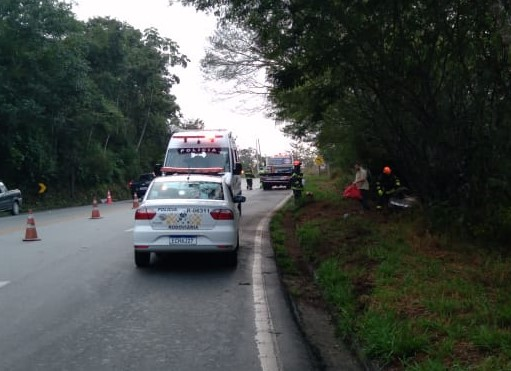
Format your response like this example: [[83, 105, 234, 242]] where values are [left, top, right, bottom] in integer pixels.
[[164, 148, 230, 171], [274, 166, 293, 174], [147, 181, 224, 200], [267, 157, 292, 166]]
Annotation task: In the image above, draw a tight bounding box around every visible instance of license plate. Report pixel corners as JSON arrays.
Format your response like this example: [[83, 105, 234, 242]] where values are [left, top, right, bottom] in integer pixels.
[[140, 186, 148, 190], [169, 236, 197, 245]]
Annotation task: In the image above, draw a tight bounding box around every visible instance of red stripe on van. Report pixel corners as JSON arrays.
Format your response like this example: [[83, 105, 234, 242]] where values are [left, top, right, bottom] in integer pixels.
[[173, 135, 205, 139], [161, 167, 224, 174], [172, 135, 224, 139]]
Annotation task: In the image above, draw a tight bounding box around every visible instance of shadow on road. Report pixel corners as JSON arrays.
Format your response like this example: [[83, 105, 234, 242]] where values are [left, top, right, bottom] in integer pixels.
[[140, 253, 238, 273]]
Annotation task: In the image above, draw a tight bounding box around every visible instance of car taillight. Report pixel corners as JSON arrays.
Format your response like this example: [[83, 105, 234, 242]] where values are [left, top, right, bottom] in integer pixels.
[[210, 209, 234, 220], [135, 207, 156, 220]]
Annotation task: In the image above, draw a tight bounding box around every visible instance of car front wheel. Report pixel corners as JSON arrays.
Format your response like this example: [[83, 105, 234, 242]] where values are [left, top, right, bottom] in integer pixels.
[[11, 201, 19, 215], [134, 251, 151, 268]]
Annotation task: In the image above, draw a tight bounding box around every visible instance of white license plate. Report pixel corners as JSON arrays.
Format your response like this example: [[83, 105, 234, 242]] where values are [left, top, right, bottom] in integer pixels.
[[169, 236, 197, 245]]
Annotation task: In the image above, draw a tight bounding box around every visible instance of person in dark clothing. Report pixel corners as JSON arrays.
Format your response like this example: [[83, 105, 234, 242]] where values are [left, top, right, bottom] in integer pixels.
[[244, 168, 255, 190], [290, 161, 304, 205], [376, 166, 401, 210]]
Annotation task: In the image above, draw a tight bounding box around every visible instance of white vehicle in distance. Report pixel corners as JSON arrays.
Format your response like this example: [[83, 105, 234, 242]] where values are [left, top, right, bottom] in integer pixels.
[[133, 174, 246, 268]]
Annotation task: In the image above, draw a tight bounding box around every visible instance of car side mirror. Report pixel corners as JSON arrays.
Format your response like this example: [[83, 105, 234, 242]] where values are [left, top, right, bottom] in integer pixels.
[[233, 195, 246, 203], [233, 162, 242, 175]]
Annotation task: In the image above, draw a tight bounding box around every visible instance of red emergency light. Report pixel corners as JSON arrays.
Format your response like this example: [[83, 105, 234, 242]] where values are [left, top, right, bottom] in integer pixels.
[[173, 134, 224, 144]]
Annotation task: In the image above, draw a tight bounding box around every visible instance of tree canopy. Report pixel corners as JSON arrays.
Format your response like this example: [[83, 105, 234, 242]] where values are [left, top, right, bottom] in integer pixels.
[[179, 0, 511, 242], [0, 0, 189, 198]]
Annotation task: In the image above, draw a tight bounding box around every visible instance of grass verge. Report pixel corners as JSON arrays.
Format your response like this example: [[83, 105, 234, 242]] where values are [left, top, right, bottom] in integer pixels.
[[270, 174, 511, 370]]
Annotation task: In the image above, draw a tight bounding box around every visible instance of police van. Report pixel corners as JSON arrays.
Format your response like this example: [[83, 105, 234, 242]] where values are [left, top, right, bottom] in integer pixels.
[[160, 129, 243, 200]]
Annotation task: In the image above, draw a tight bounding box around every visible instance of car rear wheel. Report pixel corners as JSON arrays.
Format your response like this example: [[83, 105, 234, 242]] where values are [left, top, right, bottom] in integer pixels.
[[11, 201, 19, 215], [134, 251, 151, 268]]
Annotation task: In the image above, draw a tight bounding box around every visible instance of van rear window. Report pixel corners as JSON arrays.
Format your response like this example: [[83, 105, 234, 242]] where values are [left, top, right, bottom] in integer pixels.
[[147, 181, 224, 200], [164, 148, 230, 171]]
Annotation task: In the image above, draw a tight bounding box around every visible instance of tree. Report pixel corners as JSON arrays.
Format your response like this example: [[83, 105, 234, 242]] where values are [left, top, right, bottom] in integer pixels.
[[238, 147, 257, 171], [0, 1, 190, 200], [179, 0, 511, 241], [0, 0, 89, 190], [81, 18, 189, 182], [290, 142, 315, 169], [201, 23, 272, 96], [180, 118, 205, 130]]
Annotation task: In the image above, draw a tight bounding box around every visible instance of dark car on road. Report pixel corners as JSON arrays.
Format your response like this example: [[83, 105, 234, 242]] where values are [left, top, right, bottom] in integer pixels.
[[129, 173, 155, 198], [0, 181, 22, 215]]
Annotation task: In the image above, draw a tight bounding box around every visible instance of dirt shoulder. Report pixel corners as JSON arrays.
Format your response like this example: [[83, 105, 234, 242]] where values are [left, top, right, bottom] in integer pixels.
[[276, 201, 372, 371]]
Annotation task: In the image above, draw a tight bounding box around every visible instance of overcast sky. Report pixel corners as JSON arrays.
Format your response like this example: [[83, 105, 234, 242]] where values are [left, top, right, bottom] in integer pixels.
[[71, 0, 293, 155]]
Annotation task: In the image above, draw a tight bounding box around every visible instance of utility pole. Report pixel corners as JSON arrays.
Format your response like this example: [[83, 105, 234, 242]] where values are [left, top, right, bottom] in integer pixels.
[[256, 138, 262, 174]]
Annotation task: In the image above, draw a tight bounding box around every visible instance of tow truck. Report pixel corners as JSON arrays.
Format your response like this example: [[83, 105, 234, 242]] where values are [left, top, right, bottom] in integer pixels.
[[260, 153, 294, 190]]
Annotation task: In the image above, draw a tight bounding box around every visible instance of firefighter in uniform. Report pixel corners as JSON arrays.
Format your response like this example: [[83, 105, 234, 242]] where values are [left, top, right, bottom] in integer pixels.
[[375, 166, 401, 210], [290, 160, 304, 204]]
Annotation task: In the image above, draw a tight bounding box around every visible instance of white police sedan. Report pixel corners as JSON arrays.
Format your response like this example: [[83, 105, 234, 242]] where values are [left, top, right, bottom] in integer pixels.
[[133, 174, 245, 268]]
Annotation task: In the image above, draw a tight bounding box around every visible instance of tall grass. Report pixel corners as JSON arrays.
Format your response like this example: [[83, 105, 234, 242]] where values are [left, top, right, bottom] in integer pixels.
[[270, 208, 299, 276], [271, 174, 511, 370]]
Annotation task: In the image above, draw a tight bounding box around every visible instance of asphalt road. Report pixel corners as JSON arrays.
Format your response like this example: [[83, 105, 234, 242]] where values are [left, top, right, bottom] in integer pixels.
[[0, 180, 319, 371]]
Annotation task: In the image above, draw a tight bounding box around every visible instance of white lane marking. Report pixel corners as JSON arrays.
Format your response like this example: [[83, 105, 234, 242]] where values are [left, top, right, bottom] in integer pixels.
[[253, 216, 280, 371], [0, 281, 10, 289], [125, 228, 133, 232], [253, 195, 290, 371]]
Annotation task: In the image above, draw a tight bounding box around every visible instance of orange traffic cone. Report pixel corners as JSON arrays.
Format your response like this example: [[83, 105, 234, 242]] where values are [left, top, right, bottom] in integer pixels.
[[132, 192, 140, 209], [23, 209, 41, 241], [106, 190, 113, 205], [90, 197, 102, 219]]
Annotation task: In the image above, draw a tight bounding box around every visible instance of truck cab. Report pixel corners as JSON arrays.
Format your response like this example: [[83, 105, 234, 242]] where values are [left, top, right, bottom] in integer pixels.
[[260, 154, 294, 190]]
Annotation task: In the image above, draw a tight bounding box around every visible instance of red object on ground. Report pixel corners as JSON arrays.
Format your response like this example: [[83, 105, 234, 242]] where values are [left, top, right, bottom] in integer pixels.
[[90, 197, 102, 219], [343, 184, 362, 200], [23, 209, 41, 241]]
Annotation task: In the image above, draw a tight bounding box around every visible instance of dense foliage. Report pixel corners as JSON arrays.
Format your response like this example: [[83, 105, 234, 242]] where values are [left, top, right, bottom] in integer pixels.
[[180, 0, 511, 243], [0, 0, 188, 200]]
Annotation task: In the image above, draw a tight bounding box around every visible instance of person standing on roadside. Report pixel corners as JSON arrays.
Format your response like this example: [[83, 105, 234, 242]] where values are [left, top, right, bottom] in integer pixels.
[[353, 162, 370, 211], [290, 160, 304, 205], [244, 167, 254, 190], [375, 166, 401, 210]]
